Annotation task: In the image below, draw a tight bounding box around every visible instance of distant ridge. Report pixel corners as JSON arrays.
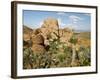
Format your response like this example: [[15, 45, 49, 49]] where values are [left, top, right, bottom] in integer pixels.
[[74, 29, 90, 33], [23, 25, 33, 34]]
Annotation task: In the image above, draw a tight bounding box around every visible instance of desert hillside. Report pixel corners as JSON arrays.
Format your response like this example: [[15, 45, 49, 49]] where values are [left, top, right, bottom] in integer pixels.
[[23, 18, 91, 69], [23, 25, 33, 34]]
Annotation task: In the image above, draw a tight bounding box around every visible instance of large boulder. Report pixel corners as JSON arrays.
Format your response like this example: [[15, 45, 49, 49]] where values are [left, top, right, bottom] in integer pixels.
[[41, 18, 59, 39], [31, 34, 44, 44], [31, 44, 46, 54], [23, 33, 31, 41], [41, 17, 59, 30]]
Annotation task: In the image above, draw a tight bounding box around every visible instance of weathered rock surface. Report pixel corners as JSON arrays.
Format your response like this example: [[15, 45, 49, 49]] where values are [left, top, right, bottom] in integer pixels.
[[41, 17, 59, 29], [31, 34, 44, 44], [59, 28, 73, 44], [31, 44, 46, 54]]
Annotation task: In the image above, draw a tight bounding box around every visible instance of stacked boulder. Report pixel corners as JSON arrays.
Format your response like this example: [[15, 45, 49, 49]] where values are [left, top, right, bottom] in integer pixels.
[[40, 18, 59, 45], [31, 33, 46, 54]]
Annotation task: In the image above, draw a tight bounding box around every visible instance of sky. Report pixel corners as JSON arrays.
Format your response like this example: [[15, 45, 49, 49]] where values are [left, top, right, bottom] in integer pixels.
[[23, 10, 91, 31]]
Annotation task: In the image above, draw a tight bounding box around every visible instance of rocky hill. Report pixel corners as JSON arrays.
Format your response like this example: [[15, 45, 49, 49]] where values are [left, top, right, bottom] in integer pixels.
[[23, 18, 90, 52], [23, 17, 91, 69], [23, 25, 33, 34], [23, 18, 73, 51]]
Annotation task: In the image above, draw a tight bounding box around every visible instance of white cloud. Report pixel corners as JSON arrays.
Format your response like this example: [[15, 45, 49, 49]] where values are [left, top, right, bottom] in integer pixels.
[[69, 15, 83, 24], [69, 15, 82, 20]]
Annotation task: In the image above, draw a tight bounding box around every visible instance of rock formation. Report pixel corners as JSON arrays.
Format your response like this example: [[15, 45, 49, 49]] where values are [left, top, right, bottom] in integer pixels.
[[23, 18, 74, 51]]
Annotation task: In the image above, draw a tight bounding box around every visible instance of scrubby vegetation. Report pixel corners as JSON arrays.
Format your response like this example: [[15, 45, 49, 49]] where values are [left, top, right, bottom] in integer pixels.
[[23, 32, 91, 69], [23, 18, 91, 69]]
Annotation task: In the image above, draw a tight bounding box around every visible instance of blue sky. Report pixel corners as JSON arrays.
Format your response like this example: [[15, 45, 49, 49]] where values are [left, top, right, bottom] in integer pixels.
[[23, 10, 91, 31]]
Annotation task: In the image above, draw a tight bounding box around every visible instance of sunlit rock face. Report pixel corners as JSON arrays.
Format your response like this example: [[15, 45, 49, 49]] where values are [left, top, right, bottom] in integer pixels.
[[40, 18, 59, 45], [59, 28, 73, 43], [41, 18, 58, 35], [31, 44, 46, 54], [41, 17, 59, 30]]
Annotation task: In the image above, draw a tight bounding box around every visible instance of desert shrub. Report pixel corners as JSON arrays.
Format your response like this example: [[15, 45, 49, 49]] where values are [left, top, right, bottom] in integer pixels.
[[78, 46, 91, 66], [63, 46, 72, 66], [69, 34, 78, 45], [23, 47, 34, 69]]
